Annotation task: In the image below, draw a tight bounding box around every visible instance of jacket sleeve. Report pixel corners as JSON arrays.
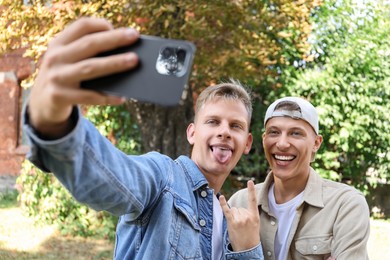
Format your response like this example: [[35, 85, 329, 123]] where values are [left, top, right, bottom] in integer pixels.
[[23, 105, 170, 218], [223, 227, 264, 259], [332, 191, 370, 259]]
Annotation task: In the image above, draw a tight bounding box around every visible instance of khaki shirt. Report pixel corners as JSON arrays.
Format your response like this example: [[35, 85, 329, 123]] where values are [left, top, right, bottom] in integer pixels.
[[228, 168, 370, 260]]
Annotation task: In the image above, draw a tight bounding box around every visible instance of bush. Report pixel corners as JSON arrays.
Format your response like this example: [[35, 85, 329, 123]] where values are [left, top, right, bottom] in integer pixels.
[[17, 160, 117, 240]]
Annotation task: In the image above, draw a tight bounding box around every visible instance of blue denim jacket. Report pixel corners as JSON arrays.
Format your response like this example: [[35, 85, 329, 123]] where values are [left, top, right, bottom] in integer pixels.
[[23, 107, 263, 260]]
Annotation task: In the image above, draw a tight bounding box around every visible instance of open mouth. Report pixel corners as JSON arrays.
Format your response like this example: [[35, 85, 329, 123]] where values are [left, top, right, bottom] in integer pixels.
[[274, 154, 295, 161], [210, 145, 233, 164]]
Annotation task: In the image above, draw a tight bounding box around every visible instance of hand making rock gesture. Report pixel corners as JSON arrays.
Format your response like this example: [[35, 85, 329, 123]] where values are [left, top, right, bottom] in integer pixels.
[[219, 180, 260, 251]]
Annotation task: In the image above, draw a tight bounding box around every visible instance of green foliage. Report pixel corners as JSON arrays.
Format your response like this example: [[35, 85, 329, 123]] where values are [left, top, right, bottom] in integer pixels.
[[0, 190, 19, 209], [84, 104, 142, 155], [284, 0, 390, 190], [17, 160, 117, 240], [3, 0, 389, 229], [1, 0, 321, 189]]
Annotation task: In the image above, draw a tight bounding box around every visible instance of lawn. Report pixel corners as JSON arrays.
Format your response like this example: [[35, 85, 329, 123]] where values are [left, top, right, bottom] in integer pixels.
[[1, 191, 389, 259]]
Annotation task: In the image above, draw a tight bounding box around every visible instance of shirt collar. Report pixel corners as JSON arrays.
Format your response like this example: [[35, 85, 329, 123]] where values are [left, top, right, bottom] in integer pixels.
[[258, 167, 324, 211]]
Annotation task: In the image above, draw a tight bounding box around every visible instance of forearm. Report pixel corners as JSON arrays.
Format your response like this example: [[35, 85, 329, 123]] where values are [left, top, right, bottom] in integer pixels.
[[24, 106, 168, 216], [24, 108, 138, 214]]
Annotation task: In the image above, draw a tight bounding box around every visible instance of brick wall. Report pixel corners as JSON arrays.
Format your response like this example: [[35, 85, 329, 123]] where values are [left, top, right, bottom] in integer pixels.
[[0, 50, 34, 176]]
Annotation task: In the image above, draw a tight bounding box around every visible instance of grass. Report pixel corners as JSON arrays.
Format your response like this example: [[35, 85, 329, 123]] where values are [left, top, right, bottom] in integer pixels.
[[1, 190, 389, 259], [0, 190, 18, 209], [0, 191, 114, 260]]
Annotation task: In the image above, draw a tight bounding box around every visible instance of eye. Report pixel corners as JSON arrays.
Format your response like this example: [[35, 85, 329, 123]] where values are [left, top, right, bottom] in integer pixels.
[[231, 123, 243, 130], [206, 119, 218, 125], [291, 130, 303, 136], [266, 129, 279, 135]]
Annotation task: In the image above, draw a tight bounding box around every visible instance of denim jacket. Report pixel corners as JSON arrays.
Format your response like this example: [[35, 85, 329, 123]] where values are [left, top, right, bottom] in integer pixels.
[[23, 107, 263, 260]]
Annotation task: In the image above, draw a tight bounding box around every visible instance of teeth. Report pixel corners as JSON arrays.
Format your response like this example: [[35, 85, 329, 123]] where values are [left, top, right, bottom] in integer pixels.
[[211, 146, 231, 151], [275, 155, 294, 161]]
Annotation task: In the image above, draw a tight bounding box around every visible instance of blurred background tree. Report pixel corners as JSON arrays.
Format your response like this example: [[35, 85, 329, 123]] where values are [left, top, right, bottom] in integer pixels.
[[282, 0, 389, 190], [1, 0, 389, 236]]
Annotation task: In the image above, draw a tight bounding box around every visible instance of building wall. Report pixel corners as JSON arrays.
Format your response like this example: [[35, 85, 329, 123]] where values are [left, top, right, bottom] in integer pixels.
[[0, 50, 34, 176]]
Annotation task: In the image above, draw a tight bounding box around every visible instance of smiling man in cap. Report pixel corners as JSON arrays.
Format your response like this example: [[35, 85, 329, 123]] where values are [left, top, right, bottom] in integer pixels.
[[228, 97, 370, 260]]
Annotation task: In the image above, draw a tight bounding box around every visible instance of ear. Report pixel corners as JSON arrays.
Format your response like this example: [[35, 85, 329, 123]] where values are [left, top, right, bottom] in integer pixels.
[[186, 123, 195, 145], [262, 132, 266, 147], [313, 134, 323, 152], [244, 133, 253, 154]]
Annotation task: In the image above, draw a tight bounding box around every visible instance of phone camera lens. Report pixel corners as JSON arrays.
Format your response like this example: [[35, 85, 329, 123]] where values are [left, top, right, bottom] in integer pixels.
[[156, 47, 187, 77], [161, 48, 173, 58]]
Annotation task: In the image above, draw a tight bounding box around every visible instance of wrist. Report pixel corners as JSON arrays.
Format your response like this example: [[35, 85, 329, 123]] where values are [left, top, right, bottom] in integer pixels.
[[27, 105, 78, 140]]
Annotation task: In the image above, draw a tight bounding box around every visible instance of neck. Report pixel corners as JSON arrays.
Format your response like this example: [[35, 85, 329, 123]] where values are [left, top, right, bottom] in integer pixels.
[[273, 173, 309, 204], [203, 173, 228, 195]]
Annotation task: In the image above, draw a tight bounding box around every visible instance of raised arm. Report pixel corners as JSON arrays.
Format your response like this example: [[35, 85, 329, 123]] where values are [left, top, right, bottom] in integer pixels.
[[28, 17, 139, 139]]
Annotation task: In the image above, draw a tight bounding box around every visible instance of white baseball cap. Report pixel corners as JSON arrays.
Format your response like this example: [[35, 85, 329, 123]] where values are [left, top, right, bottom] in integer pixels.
[[264, 97, 319, 134]]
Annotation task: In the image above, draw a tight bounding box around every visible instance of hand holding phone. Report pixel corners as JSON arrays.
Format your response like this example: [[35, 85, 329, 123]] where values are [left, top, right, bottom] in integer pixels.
[[81, 35, 196, 106]]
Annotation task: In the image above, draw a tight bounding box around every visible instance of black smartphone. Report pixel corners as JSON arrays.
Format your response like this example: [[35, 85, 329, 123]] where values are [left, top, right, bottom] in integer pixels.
[[81, 35, 196, 106]]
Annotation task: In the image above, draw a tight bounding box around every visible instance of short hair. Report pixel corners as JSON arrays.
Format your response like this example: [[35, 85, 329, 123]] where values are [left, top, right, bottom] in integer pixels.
[[274, 100, 301, 112], [194, 79, 253, 124]]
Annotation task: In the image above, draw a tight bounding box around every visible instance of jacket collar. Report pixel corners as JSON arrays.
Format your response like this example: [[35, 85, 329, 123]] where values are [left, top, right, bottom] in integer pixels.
[[302, 167, 324, 208], [258, 167, 324, 211], [175, 155, 209, 191]]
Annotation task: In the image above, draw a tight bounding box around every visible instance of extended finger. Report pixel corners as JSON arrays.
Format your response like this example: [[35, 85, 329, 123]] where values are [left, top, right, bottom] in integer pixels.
[[52, 51, 138, 83], [50, 17, 113, 47], [47, 27, 139, 66], [247, 180, 259, 213], [52, 87, 126, 106], [219, 195, 234, 221]]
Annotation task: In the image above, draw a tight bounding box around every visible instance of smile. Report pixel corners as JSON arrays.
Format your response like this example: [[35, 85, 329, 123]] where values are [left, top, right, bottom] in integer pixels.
[[274, 154, 295, 161]]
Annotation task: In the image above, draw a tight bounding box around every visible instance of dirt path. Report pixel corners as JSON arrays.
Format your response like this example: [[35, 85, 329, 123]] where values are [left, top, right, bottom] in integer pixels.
[[0, 207, 114, 260], [368, 219, 390, 259]]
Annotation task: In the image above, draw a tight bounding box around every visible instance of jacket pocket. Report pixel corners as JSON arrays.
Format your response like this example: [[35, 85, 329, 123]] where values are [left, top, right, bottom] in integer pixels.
[[295, 234, 332, 256], [169, 198, 202, 259]]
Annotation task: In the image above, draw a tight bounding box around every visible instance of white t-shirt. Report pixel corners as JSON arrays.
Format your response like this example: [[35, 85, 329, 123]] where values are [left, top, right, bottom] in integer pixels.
[[268, 183, 304, 260], [212, 194, 224, 260]]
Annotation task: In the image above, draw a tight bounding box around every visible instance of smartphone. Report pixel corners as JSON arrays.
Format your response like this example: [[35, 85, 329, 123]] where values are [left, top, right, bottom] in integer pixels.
[[81, 35, 196, 106]]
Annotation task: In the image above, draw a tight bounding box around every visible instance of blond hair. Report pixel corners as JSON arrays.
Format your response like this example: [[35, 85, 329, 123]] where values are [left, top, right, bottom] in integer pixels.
[[195, 79, 252, 124]]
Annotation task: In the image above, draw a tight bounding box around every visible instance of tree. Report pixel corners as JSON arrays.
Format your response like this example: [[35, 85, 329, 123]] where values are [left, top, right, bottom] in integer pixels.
[[1, 0, 320, 159], [1, 0, 322, 234], [283, 0, 390, 190]]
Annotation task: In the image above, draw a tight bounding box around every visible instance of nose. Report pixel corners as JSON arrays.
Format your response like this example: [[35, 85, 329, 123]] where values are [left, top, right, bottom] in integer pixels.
[[276, 133, 290, 150], [217, 122, 231, 139]]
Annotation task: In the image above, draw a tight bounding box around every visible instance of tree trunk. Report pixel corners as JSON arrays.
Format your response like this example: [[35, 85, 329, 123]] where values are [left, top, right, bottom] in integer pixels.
[[125, 86, 194, 159]]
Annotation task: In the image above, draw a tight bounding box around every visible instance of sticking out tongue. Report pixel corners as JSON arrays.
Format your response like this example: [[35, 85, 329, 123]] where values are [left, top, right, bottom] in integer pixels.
[[212, 147, 232, 164]]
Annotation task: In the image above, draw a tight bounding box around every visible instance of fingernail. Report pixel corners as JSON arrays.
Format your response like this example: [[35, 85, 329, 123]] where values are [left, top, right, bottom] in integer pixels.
[[109, 96, 126, 105], [125, 53, 138, 65], [126, 28, 139, 38]]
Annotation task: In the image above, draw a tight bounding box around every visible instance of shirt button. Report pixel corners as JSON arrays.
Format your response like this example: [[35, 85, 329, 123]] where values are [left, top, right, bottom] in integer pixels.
[[200, 190, 207, 198], [313, 245, 318, 251], [271, 220, 276, 226], [199, 219, 206, 226], [267, 251, 272, 256]]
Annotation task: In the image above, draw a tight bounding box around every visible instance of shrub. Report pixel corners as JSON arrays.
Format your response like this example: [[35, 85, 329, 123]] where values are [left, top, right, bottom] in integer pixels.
[[17, 160, 117, 240]]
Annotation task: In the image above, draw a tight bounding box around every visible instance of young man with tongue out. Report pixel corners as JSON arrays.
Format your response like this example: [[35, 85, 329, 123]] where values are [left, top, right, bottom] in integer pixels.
[[22, 17, 263, 259], [228, 97, 370, 260]]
